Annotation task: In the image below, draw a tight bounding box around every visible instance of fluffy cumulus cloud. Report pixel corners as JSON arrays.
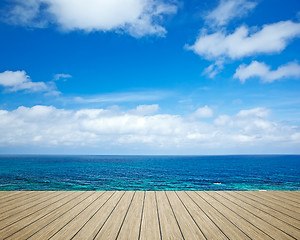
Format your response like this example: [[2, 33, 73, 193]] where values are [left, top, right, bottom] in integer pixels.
[[0, 70, 59, 94], [187, 21, 300, 60], [188, 0, 300, 78], [192, 105, 213, 118], [3, 0, 177, 37], [130, 104, 159, 115], [0, 105, 299, 153], [205, 0, 257, 27], [234, 61, 300, 83]]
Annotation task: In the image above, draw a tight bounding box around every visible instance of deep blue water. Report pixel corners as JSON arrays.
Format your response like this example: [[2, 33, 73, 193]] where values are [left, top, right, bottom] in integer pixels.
[[0, 155, 299, 191]]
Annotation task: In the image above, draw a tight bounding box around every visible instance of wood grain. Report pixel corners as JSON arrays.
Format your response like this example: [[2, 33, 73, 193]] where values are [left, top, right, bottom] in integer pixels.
[[0, 191, 299, 240]]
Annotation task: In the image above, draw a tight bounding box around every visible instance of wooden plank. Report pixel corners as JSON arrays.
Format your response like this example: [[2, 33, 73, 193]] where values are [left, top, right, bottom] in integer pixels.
[[279, 191, 300, 196], [94, 191, 135, 240], [0, 191, 56, 216], [288, 191, 300, 196], [181, 191, 247, 239], [155, 191, 183, 240], [165, 191, 206, 240], [194, 191, 272, 239], [0, 191, 64, 222], [218, 192, 300, 239], [0, 191, 43, 210], [117, 191, 144, 240], [71, 191, 124, 240], [0, 191, 81, 239], [139, 191, 161, 240], [263, 192, 300, 206], [248, 191, 300, 213], [0, 191, 20, 200], [231, 192, 300, 229], [0, 191, 34, 205], [207, 192, 294, 240], [0, 191, 28, 203], [242, 192, 300, 220], [0, 191, 299, 240], [6, 191, 96, 239], [49, 191, 114, 240], [26, 192, 105, 239]]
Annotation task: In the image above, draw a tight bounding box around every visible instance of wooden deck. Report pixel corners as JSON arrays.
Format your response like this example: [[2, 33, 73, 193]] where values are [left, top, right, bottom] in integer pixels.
[[0, 191, 299, 239]]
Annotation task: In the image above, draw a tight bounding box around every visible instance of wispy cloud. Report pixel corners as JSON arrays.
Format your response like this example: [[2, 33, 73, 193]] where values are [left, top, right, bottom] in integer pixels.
[[202, 60, 224, 78], [73, 90, 172, 104], [2, 0, 177, 37], [234, 61, 300, 83], [205, 0, 257, 27], [54, 73, 72, 81]]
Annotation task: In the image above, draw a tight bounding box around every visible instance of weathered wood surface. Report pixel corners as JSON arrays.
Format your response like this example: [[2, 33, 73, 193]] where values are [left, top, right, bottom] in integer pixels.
[[0, 191, 299, 239]]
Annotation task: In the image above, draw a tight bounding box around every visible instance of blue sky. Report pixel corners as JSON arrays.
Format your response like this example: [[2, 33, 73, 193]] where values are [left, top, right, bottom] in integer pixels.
[[0, 0, 300, 154]]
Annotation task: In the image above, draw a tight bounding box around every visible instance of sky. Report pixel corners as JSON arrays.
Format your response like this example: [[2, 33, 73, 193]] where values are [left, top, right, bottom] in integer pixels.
[[0, 0, 300, 155]]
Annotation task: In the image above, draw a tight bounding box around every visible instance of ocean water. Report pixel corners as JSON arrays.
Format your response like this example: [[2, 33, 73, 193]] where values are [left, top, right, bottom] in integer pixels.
[[0, 155, 299, 191]]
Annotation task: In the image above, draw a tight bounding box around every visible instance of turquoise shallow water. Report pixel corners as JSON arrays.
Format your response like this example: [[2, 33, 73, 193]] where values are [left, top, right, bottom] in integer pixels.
[[0, 155, 299, 191]]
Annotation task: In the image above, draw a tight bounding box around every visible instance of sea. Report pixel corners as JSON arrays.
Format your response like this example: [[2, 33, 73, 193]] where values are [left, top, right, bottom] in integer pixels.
[[0, 155, 299, 191]]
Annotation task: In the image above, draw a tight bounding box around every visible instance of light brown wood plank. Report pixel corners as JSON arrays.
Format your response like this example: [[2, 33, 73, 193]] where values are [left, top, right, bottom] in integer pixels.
[[166, 191, 206, 240], [181, 191, 248, 240], [267, 191, 300, 199], [0, 191, 81, 239], [0, 191, 34, 205], [263, 192, 300, 206], [0, 191, 19, 198], [242, 191, 300, 220], [0, 191, 64, 222], [27, 191, 105, 239], [49, 191, 114, 240], [231, 191, 300, 229], [248, 191, 300, 213], [0, 191, 26, 202], [218, 191, 300, 239], [0, 191, 56, 216], [139, 191, 161, 240], [207, 191, 294, 240], [6, 191, 95, 239], [0, 191, 299, 240], [0, 191, 43, 211], [72, 191, 124, 240], [195, 191, 272, 239], [156, 191, 183, 240], [94, 191, 135, 240], [117, 191, 144, 240], [287, 191, 300, 196]]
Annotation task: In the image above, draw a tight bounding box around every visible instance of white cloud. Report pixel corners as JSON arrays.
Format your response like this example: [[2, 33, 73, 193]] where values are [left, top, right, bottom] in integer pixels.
[[0, 105, 299, 153], [205, 0, 257, 27], [202, 60, 224, 78], [4, 0, 177, 37], [234, 61, 300, 83], [187, 21, 300, 60], [73, 90, 170, 103], [0, 70, 58, 94], [130, 104, 160, 115], [214, 108, 278, 139], [193, 105, 213, 118], [54, 73, 72, 81], [236, 107, 270, 118]]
